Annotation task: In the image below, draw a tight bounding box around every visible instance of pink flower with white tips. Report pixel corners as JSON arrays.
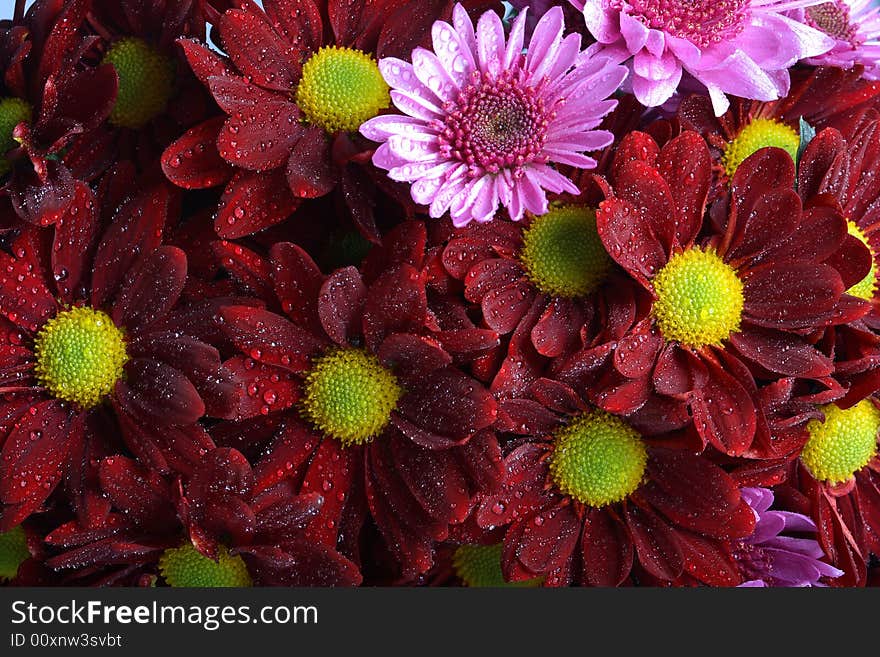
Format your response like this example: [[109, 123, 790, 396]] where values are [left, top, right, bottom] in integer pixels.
[[580, 0, 836, 115], [360, 5, 628, 226], [795, 1, 880, 79]]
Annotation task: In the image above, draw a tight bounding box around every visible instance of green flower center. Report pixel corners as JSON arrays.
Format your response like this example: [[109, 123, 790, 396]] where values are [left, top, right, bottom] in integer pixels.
[[159, 543, 252, 587], [453, 543, 543, 587], [801, 400, 880, 484], [520, 205, 611, 297], [548, 409, 648, 508], [0, 97, 32, 175], [846, 221, 877, 301], [102, 37, 175, 129], [301, 348, 402, 446], [721, 118, 800, 178], [0, 526, 29, 581], [652, 247, 744, 347], [295, 46, 390, 134], [34, 307, 128, 409]]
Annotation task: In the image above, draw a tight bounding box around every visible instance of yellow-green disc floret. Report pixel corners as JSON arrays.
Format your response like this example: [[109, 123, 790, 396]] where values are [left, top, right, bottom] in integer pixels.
[[34, 307, 128, 409], [453, 543, 543, 587], [301, 348, 402, 446], [159, 543, 252, 588], [548, 409, 648, 508], [520, 205, 612, 298], [801, 400, 880, 484], [102, 37, 175, 129], [0, 526, 29, 581], [0, 97, 32, 175], [295, 46, 390, 133], [846, 221, 877, 301], [721, 118, 800, 179], [652, 247, 744, 348]]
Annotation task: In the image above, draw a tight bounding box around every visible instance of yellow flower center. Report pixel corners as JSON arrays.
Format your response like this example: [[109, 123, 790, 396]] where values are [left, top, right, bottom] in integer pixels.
[[34, 307, 128, 409], [801, 400, 880, 484], [102, 37, 175, 129], [652, 247, 744, 347], [520, 206, 612, 297], [295, 46, 390, 133], [453, 543, 543, 587], [548, 409, 648, 508], [159, 543, 253, 587], [301, 348, 402, 446], [0, 97, 31, 175], [846, 221, 877, 301], [721, 118, 800, 178], [0, 526, 29, 581]]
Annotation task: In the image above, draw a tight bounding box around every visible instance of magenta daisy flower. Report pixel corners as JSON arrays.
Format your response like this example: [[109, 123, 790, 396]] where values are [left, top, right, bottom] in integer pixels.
[[795, 1, 880, 79], [581, 0, 835, 115], [360, 5, 627, 226]]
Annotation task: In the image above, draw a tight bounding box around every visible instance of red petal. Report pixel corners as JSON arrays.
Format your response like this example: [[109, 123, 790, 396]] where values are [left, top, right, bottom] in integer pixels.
[[218, 8, 301, 91], [113, 246, 187, 331], [394, 368, 497, 448], [207, 73, 285, 115], [91, 186, 170, 310], [98, 456, 175, 529], [252, 420, 321, 491], [657, 131, 709, 248], [219, 306, 324, 372], [581, 508, 633, 587], [52, 182, 99, 303], [624, 501, 683, 581], [285, 126, 336, 198], [613, 318, 662, 378], [217, 100, 304, 171], [743, 262, 844, 329], [0, 400, 72, 505], [211, 240, 275, 302], [481, 282, 535, 334], [328, 0, 366, 46], [177, 38, 233, 86], [162, 118, 232, 189], [596, 196, 666, 287], [611, 131, 659, 179], [531, 297, 586, 358], [725, 188, 802, 265], [392, 432, 470, 524], [223, 356, 300, 420], [464, 258, 524, 304], [0, 231, 57, 332], [318, 267, 367, 345], [675, 529, 741, 586], [730, 327, 833, 377], [689, 354, 756, 456], [362, 264, 427, 351], [475, 443, 553, 528], [300, 438, 352, 547], [271, 241, 324, 331], [514, 504, 580, 574], [263, 0, 322, 56], [116, 359, 206, 426], [215, 170, 300, 239]]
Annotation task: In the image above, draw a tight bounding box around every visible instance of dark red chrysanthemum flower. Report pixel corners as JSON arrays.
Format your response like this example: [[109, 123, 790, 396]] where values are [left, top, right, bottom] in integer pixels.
[[216, 222, 502, 577], [0, 181, 236, 531], [0, 0, 117, 229], [797, 118, 880, 407], [43, 447, 362, 586], [476, 376, 756, 586], [678, 65, 880, 191], [440, 208, 647, 398], [568, 130, 868, 457], [779, 397, 880, 586], [73, 0, 213, 173], [161, 0, 464, 240]]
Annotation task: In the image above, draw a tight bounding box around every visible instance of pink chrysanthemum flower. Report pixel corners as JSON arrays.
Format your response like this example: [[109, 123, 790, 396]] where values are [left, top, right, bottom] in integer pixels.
[[580, 0, 836, 115], [794, 1, 880, 79], [360, 5, 627, 226]]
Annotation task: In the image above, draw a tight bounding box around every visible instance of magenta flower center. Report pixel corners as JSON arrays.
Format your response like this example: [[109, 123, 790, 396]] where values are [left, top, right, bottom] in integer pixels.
[[805, 2, 859, 44], [625, 0, 748, 47], [439, 70, 549, 176]]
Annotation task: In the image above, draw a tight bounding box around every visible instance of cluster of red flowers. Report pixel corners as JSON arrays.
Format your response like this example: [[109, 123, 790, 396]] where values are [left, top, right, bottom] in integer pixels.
[[1, 0, 880, 588]]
